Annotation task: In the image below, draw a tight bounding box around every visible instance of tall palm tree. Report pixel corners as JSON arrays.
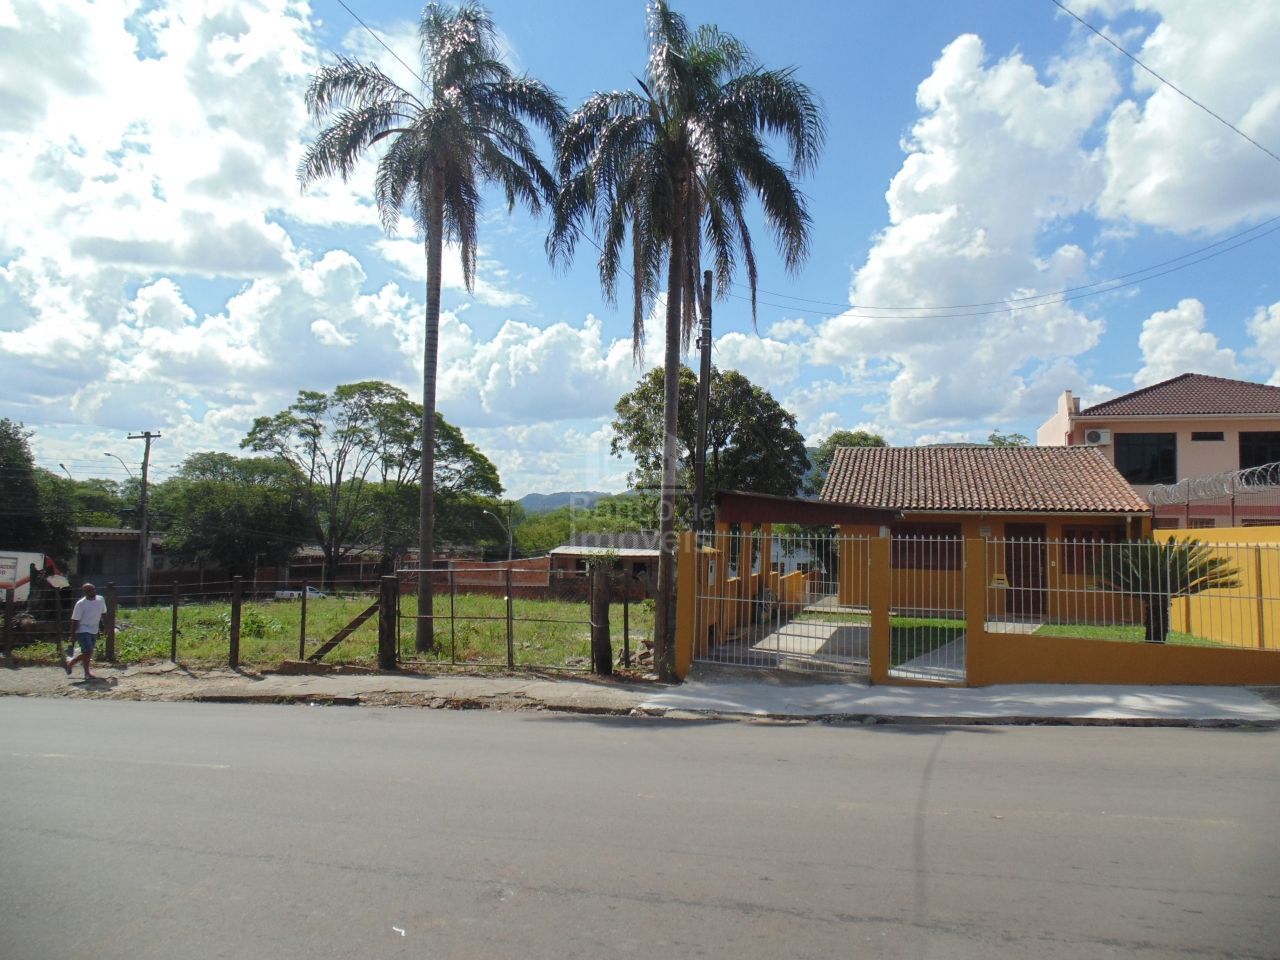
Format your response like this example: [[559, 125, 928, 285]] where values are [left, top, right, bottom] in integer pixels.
[[300, 3, 563, 652], [548, 1, 824, 679]]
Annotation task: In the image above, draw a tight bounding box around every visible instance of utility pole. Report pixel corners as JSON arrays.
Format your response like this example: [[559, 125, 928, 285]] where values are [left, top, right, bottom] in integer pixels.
[[127, 431, 161, 605], [693, 269, 713, 532]]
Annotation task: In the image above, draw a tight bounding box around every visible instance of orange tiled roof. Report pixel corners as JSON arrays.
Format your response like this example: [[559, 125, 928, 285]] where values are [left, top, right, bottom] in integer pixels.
[[820, 445, 1148, 514], [1079, 373, 1280, 417]]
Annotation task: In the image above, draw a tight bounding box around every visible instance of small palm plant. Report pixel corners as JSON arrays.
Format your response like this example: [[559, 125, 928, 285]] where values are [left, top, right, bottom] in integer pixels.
[[1092, 538, 1240, 644]]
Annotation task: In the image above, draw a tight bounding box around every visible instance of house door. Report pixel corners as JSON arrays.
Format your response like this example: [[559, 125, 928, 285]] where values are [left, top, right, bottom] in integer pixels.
[[1004, 524, 1047, 619]]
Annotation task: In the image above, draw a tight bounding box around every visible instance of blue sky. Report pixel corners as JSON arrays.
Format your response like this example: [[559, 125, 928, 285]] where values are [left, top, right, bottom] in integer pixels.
[[3, 0, 1280, 497]]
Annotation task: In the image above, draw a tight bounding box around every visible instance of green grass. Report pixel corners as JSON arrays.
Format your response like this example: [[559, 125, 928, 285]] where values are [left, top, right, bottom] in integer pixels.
[[15, 592, 654, 670], [1033, 622, 1227, 648]]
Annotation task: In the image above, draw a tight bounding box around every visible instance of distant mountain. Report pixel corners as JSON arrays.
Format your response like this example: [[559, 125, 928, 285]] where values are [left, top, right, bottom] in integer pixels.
[[517, 491, 610, 514]]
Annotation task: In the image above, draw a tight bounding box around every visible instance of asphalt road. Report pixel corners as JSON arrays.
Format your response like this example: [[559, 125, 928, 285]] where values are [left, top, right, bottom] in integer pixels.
[[1, 699, 1277, 960]]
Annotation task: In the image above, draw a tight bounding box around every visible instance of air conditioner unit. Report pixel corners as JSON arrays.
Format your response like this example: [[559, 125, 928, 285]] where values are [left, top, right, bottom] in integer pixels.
[[1083, 428, 1111, 446]]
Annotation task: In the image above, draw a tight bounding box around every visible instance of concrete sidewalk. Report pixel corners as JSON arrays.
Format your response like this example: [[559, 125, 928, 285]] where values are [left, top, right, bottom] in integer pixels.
[[2, 660, 1279, 725], [642, 678, 1280, 725]]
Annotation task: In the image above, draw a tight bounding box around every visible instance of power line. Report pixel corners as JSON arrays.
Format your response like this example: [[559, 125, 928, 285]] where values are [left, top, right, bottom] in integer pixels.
[[739, 217, 1280, 322], [734, 214, 1280, 312], [332, 0, 426, 90], [1049, 0, 1280, 168]]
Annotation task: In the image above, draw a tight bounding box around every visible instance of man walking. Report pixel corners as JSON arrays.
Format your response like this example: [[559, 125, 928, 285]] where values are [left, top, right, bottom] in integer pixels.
[[66, 582, 107, 680]]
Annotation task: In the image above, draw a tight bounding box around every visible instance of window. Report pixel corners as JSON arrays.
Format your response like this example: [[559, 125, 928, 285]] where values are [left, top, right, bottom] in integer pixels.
[[1191, 431, 1224, 441], [1114, 433, 1177, 485], [891, 523, 962, 570], [1240, 431, 1280, 470], [1188, 518, 1216, 529], [1152, 518, 1181, 529], [1061, 525, 1119, 574]]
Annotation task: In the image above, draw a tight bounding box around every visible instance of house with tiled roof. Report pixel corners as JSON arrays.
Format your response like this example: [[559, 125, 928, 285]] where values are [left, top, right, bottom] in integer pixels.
[[1037, 373, 1280, 528], [819, 446, 1149, 619]]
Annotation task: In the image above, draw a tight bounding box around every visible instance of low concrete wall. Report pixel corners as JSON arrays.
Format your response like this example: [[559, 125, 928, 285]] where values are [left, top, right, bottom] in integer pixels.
[[967, 629, 1280, 686]]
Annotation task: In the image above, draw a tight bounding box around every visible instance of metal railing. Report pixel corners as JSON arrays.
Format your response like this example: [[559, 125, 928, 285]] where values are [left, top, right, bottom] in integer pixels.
[[692, 530, 872, 675], [983, 537, 1280, 651], [887, 535, 967, 682]]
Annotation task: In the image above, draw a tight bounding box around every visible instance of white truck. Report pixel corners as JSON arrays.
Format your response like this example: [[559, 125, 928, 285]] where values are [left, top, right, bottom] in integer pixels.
[[273, 585, 328, 600], [0, 552, 54, 603]]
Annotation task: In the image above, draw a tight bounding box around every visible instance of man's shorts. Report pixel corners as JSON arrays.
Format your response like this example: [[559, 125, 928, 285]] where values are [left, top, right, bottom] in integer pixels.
[[75, 631, 96, 655]]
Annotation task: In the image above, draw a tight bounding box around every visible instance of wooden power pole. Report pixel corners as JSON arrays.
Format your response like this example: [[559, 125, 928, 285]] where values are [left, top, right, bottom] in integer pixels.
[[693, 270, 713, 532], [127, 430, 161, 604]]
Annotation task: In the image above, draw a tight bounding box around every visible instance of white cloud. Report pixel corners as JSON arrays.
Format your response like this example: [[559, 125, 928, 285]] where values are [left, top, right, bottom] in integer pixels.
[[765, 317, 812, 341], [437, 313, 651, 427], [373, 238, 531, 308], [818, 34, 1116, 429], [1246, 301, 1280, 385], [713, 332, 807, 388], [1135, 297, 1239, 386], [1095, 1, 1280, 232]]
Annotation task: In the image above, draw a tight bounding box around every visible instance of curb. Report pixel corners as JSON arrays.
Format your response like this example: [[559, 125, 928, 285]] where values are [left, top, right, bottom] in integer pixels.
[[705, 710, 1280, 729]]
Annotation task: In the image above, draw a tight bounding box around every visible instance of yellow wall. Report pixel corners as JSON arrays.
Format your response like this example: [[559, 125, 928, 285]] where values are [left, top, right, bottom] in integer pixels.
[[1154, 525, 1280, 651], [677, 531, 1280, 687], [967, 629, 1280, 685], [837, 514, 1137, 621]]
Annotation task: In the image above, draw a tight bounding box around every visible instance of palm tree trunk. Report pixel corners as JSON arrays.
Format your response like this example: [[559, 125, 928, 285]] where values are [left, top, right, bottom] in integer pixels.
[[416, 175, 444, 654], [1143, 597, 1171, 644], [654, 212, 684, 683]]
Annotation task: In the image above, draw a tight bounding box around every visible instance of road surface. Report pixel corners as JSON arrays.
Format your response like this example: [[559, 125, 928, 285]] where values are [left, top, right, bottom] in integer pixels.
[[2, 698, 1277, 959]]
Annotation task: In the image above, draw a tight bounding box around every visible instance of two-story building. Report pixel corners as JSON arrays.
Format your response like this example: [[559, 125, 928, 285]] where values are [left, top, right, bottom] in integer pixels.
[[1037, 372, 1280, 528]]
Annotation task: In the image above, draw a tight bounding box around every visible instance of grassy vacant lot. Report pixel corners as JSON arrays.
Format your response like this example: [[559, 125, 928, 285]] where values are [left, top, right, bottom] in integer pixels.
[[794, 610, 965, 666], [21, 592, 654, 669], [1032, 622, 1225, 647]]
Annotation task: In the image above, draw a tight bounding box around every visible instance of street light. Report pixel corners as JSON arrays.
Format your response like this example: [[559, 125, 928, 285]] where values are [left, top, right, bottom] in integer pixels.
[[104, 452, 135, 479], [58, 463, 72, 480], [482, 502, 514, 564]]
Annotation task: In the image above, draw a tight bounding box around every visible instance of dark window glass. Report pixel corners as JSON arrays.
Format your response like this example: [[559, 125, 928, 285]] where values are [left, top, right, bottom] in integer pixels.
[[1190, 431, 1224, 441], [891, 523, 962, 570], [1114, 433, 1176, 484], [1239, 431, 1280, 469]]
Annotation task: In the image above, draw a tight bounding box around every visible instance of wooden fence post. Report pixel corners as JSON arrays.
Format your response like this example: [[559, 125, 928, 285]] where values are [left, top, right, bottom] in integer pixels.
[[622, 584, 631, 668], [229, 576, 242, 669], [298, 580, 308, 661], [104, 583, 117, 662], [591, 564, 612, 675], [170, 586, 179, 662], [378, 576, 399, 671], [52, 578, 63, 655], [2, 587, 13, 662], [505, 566, 515, 670]]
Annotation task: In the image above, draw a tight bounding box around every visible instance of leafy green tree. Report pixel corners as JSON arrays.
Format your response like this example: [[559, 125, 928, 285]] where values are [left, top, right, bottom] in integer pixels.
[[514, 493, 658, 555], [151, 453, 310, 577], [31, 472, 135, 565], [806, 429, 885, 495], [988, 431, 1031, 447], [549, 1, 823, 679], [611, 365, 809, 499], [300, 1, 562, 650], [0, 419, 50, 552], [1092, 538, 1240, 644], [243, 381, 502, 586]]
